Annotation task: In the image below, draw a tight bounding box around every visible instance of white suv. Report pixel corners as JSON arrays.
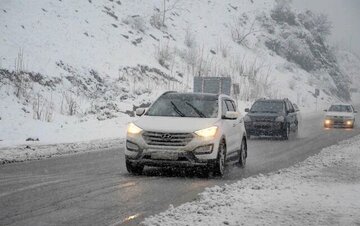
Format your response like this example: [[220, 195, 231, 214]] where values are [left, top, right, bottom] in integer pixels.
[[125, 92, 248, 176]]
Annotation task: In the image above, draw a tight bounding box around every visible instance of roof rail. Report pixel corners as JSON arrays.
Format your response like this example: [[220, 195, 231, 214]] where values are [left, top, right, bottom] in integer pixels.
[[161, 91, 177, 96]]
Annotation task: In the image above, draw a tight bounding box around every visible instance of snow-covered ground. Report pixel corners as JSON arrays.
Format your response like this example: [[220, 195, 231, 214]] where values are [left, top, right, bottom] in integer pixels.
[[143, 135, 360, 226], [1, 0, 360, 158], [1, 0, 359, 147], [0, 138, 123, 164]]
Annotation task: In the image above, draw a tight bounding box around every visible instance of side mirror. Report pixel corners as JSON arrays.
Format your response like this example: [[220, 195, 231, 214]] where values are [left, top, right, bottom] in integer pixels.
[[354, 110, 358, 114], [324, 109, 328, 112], [245, 108, 250, 113], [135, 108, 146, 117], [223, 111, 239, 120]]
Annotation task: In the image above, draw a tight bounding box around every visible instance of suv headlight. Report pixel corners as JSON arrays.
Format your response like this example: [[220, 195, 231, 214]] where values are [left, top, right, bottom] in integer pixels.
[[127, 123, 143, 135], [195, 126, 218, 138], [275, 116, 285, 122], [244, 115, 251, 122]]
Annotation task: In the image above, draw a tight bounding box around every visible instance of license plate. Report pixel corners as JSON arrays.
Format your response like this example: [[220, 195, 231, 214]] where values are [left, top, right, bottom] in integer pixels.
[[151, 152, 178, 160]]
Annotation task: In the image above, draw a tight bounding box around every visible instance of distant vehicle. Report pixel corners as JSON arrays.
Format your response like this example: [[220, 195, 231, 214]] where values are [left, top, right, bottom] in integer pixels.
[[323, 104, 357, 128], [125, 92, 247, 176], [244, 98, 299, 140]]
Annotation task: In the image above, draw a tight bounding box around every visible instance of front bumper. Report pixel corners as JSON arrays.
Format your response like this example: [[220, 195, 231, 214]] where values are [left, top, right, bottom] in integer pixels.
[[125, 132, 221, 168], [245, 121, 285, 136], [126, 152, 216, 168], [324, 119, 354, 128]]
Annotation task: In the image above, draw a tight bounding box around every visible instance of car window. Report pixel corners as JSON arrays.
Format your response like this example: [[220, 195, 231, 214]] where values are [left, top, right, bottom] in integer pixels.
[[329, 105, 353, 112], [221, 100, 228, 116], [287, 101, 295, 113], [146, 94, 219, 118], [250, 101, 285, 113], [225, 100, 235, 112], [293, 104, 299, 112]]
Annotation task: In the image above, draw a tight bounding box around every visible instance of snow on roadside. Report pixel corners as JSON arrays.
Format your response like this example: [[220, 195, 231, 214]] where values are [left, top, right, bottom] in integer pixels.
[[0, 138, 124, 164], [143, 135, 360, 226]]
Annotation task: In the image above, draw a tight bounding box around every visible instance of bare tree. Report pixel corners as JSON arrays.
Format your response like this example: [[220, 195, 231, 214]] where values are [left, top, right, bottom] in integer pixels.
[[151, 0, 181, 29], [61, 91, 78, 116], [231, 19, 261, 47]]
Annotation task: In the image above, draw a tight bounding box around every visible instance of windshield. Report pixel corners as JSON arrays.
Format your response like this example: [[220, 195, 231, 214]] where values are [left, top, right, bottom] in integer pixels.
[[328, 105, 352, 112], [146, 94, 219, 118], [250, 101, 285, 113]]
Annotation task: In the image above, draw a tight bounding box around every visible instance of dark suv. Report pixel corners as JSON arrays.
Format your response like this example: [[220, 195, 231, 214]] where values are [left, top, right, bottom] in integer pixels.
[[244, 98, 299, 139]]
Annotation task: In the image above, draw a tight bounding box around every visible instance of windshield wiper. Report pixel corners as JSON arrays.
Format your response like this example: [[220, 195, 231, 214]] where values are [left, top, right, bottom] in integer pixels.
[[170, 101, 186, 117], [185, 102, 206, 118]]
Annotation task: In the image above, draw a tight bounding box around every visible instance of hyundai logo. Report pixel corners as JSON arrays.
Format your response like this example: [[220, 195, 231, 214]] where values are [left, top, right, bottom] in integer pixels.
[[161, 133, 173, 141]]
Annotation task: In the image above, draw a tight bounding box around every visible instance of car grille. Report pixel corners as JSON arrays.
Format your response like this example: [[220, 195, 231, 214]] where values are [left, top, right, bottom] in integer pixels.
[[142, 131, 193, 147], [251, 116, 276, 122]]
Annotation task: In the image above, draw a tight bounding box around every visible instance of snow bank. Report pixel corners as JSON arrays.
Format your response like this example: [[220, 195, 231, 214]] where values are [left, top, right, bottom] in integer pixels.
[[0, 138, 123, 164], [143, 135, 360, 226]]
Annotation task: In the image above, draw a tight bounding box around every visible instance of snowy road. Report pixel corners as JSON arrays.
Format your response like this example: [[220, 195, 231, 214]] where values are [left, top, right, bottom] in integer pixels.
[[0, 112, 359, 226]]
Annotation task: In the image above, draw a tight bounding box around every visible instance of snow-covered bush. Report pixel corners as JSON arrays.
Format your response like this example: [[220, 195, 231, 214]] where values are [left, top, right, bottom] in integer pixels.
[[218, 41, 230, 58], [271, 0, 297, 25], [230, 15, 258, 47], [284, 34, 316, 71], [150, 11, 163, 29], [184, 28, 196, 49], [32, 93, 54, 122], [61, 91, 78, 116], [122, 15, 147, 33], [155, 42, 174, 69], [298, 11, 332, 40]]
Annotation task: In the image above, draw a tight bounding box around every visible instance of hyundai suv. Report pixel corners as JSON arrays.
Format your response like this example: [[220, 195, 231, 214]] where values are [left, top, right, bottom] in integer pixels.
[[244, 98, 299, 139], [125, 92, 248, 176]]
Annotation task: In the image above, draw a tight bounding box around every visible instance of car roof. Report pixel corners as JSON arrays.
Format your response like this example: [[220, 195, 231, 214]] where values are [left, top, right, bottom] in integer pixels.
[[255, 99, 285, 103], [162, 91, 234, 100], [330, 103, 352, 106]]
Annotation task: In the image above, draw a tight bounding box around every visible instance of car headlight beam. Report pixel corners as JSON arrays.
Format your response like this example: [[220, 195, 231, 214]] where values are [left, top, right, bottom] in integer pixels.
[[324, 119, 332, 125], [127, 123, 143, 135], [195, 126, 218, 138]]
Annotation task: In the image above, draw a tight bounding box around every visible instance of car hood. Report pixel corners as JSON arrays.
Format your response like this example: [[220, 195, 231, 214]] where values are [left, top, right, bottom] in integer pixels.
[[134, 116, 220, 133], [325, 112, 354, 118]]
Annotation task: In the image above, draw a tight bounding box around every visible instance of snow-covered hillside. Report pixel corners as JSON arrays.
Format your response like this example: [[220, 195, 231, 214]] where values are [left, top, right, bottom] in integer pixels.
[[0, 0, 359, 147]]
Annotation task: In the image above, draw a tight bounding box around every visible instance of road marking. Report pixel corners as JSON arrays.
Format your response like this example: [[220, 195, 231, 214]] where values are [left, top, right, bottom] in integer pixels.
[[118, 182, 136, 189], [108, 213, 141, 226], [0, 179, 64, 198]]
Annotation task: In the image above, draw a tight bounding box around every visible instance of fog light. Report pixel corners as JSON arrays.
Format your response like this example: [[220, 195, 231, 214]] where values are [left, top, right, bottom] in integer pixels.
[[194, 144, 213, 155], [324, 119, 332, 125], [126, 140, 140, 152]]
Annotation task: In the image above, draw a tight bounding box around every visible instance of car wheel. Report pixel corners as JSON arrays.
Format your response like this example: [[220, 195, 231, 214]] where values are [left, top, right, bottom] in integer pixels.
[[213, 140, 226, 176], [126, 159, 144, 175], [238, 138, 247, 167], [282, 124, 289, 140]]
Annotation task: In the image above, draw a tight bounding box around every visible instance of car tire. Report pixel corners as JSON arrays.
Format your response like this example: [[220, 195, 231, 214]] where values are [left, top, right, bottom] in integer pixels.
[[126, 159, 144, 175], [213, 140, 226, 177], [238, 138, 247, 167], [282, 124, 290, 140]]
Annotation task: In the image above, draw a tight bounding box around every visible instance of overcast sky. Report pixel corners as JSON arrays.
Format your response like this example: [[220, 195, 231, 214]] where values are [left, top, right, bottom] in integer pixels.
[[293, 0, 360, 55]]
